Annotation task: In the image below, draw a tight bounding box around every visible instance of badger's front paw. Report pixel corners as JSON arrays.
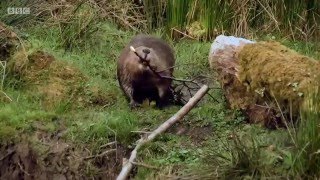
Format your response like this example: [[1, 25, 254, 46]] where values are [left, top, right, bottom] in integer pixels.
[[129, 100, 141, 109], [155, 100, 165, 109]]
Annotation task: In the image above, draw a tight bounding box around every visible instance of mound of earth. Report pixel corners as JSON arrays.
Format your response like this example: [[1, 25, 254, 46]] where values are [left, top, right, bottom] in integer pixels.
[[0, 21, 115, 108], [0, 21, 122, 179], [12, 50, 115, 109], [0, 128, 128, 179]]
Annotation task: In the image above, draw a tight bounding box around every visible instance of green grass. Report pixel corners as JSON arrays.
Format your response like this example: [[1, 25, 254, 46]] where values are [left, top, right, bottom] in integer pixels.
[[291, 88, 320, 178], [0, 89, 57, 141]]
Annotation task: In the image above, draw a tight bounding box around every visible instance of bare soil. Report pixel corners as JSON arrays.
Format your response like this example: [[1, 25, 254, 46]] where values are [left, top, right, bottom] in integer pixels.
[[168, 122, 212, 146], [0, 125, 129, 180]]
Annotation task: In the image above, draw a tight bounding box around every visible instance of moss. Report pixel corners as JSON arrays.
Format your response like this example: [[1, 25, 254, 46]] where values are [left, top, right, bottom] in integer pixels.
[[238, 41, 320, 119], [7, 50, 115, 110]]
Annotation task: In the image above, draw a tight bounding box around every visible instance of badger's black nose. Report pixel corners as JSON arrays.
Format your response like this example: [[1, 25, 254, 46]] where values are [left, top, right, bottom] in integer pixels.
[[142, 48, 150, 55]]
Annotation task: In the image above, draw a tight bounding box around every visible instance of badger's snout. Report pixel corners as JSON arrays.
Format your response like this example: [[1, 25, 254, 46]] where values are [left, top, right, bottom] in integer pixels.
[[141, 48, 151, 66], [142, 48, 150, 55]]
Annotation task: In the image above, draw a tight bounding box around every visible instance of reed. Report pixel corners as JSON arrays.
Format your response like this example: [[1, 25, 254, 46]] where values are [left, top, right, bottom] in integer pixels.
[[145, 0, 320, 41], [199, 0, 232, 39], [166, 0, 190, 39], [1, 0, 318, 41]]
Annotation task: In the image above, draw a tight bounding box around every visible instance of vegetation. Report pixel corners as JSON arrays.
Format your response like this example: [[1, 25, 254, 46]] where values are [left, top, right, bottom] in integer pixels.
[[0, 0, 319, 179], [143, 0, 320, 41]]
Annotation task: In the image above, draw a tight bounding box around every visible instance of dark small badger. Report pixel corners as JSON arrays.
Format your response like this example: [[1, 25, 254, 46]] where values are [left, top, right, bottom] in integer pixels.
[[117, 34, 175, 108]]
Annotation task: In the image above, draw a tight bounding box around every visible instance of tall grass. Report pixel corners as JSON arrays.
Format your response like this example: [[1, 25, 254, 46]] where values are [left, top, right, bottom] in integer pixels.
[[187, 87, 320, 179], [166, 0, 190, 39], [2, 0, 318, 41], [291, 87, 320, 178], [143, 0, 166, 31], [148, 0, 320, 41], [57, 2, 101, 51], [0, 0, 36, 26]]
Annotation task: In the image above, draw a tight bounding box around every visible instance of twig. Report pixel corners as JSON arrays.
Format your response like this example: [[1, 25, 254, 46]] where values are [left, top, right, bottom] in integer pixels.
[[161, 75, 201, 86], [109, 12, 138, 32], [18, 162, 30, 176], [171, 28, 197, 40], [0, 61, 7, 89], [83, 149, 116, 160], [206, 92, 220, 103], [131, 131, 151, 134], [0, 149, 15, 161], [156, 63, 200, 73], [271, 91, 296, 146], [0, 90, 13, 102], [256, 0, 280, 32], [116, 85, 209, 180], [100, 141, 117, 149]]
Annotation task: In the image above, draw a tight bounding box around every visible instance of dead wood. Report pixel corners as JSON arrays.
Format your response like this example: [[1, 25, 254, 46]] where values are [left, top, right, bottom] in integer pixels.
[[116, 85, 209, 180]]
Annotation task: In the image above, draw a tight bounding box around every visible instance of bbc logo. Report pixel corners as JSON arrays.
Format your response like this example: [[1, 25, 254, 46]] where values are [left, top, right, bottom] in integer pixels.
[[7, 7, 30, 15]]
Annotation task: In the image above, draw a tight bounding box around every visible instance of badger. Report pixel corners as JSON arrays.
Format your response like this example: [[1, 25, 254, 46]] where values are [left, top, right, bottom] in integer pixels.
[[117, 34, 175, 108]]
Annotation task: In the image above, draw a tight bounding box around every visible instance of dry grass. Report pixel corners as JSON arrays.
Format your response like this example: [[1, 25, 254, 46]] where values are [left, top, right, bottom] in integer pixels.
[[1, 0, 146, 30], [1, 0, 318, 41]]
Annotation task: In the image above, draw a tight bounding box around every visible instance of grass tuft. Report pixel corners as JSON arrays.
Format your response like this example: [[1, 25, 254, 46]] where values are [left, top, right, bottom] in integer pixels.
[[291, 86, 320, 178]]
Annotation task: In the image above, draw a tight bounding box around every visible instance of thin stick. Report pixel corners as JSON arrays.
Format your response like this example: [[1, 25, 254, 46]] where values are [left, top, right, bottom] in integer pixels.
[[18, 162, 30, 176], [0, 90, 13, 102], [172, 28, 197, 40], [271, 91, 296, 146], [116, 85, 209, 180], [156, 63, 199, 73], [0, 61, 6, 89], [83, 149, 116, 160], [256, 0, 280, 32], [0, 149, 15, 161], [160, 75, 200, 84], [100, 141, 117, 148], [131, 131, 151, 134]]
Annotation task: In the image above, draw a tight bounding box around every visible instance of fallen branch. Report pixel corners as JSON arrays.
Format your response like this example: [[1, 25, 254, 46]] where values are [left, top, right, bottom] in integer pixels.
[[116, 85, 209, 180]]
